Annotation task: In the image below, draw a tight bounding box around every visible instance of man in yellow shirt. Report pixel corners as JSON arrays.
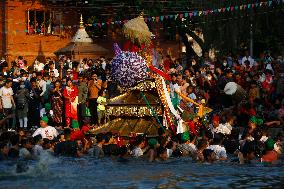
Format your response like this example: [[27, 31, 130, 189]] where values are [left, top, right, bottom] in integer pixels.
[[88, 73, 102, 126]]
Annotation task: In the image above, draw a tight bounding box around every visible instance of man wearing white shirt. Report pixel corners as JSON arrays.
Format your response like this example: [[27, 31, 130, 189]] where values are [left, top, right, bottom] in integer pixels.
[[37, 73, 46, 97], [187, 86, 196, 107], [32, 116, 58, 140], [34, 60, 45, 72], [0, 80, 15, 130], [49, 62, 59, 78], [241, 52, 255, 68], [207, 133, 227, 160], [65, 58, 72, 69]]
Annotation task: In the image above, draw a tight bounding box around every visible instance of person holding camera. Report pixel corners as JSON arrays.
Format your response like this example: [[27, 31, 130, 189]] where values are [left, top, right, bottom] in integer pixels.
[[88, 73, 102, 126]]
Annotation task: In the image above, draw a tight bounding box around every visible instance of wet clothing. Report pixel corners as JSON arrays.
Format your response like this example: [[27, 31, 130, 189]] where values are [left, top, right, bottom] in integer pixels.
[[8, 148, 19, 159], [261, 150, 278, 163], [32, 126, 58, 140], [207, 145, 227, 160], [93, 144, 104, 158], [54, 141, 78, 157], [103, 144, 120, 156]]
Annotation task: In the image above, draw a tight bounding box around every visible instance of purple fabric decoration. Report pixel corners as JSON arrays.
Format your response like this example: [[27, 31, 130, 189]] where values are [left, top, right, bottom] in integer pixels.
[[111, 43, 148, 88]]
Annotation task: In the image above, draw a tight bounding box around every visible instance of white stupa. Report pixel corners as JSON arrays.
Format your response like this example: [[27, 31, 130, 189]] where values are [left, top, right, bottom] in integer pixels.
[[72, 14, 93, 43], [55, 14, 108, 59]]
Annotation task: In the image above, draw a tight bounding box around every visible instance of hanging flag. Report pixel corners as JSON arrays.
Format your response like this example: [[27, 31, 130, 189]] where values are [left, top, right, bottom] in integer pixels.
[[165, 15, 168, 19], [231, 6, 234, 11], [268, 1, 272, 6], [248, 4, 251, 9], [93, 23, 96, 27], [160, 15, 164, 21], [199, 11, 203, 16], [184, 13, 188, 17], [226, 7, 230, 11], [169, 15, 174, 19], [218, 8, 222, 12], [252, 4, 255, 8], [179, 14, 183, 19], [102, 23, 105, 26], [98, 23, 101, 27], [255, 2, 259, 7], [156, 17, 159, 22], [189, 12, 193, 17], [235, 6, 239, 10], [240, 5, 243, 10], [244, 4, 247, 9], [222, 8, 226, 12], [152, 17, 155, 21], [148, 17, 151, 21]]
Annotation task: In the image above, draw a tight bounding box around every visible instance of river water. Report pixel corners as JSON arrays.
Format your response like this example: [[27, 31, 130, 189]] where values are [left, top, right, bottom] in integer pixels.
[[1, 155, 284, 189]]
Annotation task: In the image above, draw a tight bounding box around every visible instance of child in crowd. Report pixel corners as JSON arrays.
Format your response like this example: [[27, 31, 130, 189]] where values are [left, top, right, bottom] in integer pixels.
[[97, 90, 107, 126]]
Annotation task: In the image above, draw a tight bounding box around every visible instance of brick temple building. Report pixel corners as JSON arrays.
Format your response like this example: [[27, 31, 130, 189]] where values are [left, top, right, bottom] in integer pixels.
[[0, 0, 82, 65], [0, 0, 181, 66]]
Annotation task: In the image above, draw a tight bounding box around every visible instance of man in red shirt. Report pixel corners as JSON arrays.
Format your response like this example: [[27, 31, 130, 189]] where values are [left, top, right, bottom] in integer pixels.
[[261, 138, 278, 163]]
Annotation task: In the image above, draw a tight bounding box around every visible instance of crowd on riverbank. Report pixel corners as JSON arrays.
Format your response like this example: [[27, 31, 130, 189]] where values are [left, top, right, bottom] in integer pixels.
[[0, 49, 284, 164]]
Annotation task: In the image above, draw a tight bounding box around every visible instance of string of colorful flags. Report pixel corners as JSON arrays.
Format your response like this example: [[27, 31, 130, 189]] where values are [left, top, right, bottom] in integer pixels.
[[92, 0, 283, 28], [7, 0, 284, 34]]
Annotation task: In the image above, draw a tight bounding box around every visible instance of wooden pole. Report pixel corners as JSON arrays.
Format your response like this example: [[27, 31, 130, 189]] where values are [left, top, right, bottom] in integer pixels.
[[34, 10, 36, 34], [43, 11, 46, 35], [27, 9, 29, 34]]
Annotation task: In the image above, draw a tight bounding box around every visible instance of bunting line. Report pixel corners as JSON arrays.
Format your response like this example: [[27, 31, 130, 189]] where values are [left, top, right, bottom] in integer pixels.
[[91, 0, 281, 28]]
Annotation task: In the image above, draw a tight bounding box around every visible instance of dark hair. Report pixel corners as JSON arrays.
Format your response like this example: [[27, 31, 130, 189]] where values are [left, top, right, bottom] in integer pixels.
[[10, 134, 19, 146], [158, 127, 166, 136], [2, 61, 8, 67], [96, 133, 104, 143], [241, 141, 259, 158], [33, 135, 42, 144], [157, 146, 167, 156], [103, 132, 113, 143], [197, 139, 208, 150], [64, 128, 72, 136], [43, 73, 49, 77], [36, 72, 42, 77], [98, 90, 105, 96], [203, 149, 214, 161], [0, 142, 7, 149], [119, 146, 128, 156], [212, 133, 224, 145], [165, 141, 173, 149], [5, 79, 12, 85]]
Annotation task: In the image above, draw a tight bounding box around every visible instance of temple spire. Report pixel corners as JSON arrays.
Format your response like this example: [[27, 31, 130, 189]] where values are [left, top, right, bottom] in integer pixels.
[[80, 14, 84, 28]]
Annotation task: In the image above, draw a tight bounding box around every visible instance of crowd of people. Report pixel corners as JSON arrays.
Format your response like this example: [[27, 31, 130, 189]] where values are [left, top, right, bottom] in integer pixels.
[[0, 48, 284, 165]]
